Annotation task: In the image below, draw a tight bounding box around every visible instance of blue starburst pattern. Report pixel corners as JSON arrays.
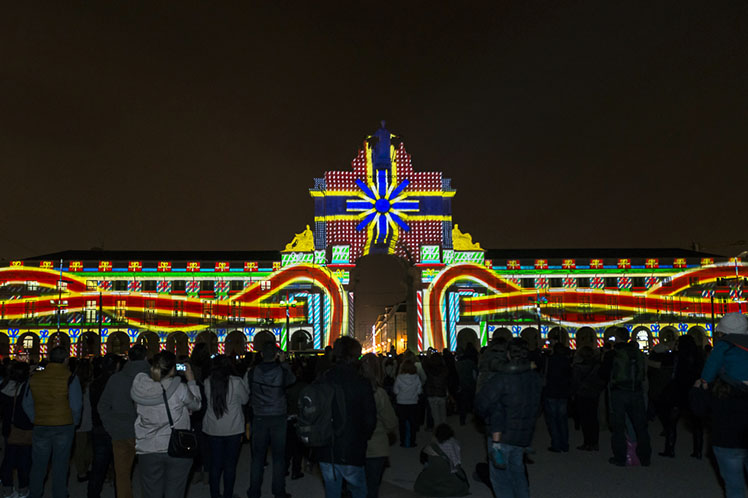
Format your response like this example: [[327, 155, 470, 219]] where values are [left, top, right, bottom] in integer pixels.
[[346, 169, 419, 245]]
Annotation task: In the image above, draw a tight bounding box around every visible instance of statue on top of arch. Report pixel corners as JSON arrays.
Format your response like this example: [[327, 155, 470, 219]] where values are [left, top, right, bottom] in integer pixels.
[[283, 225, 315, 252], [452, 224, 483, 251]]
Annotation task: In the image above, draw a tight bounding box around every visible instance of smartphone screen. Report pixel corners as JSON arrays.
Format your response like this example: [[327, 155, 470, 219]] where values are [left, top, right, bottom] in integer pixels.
[[176, 363, 186, 371]]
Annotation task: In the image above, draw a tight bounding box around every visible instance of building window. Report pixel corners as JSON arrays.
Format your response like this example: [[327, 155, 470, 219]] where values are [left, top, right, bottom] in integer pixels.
[[144, 299, 156, 323], [202, 281, 215, 292], [577, 278, 590, 288], [115, 300, 127, 320], [202, 301, 213, 320], [25, 301, 36, 319], [113, 280, 127, 291], [85, 299, 97, 323], [172, 280, 186, 292], [230, 280, 243, 291], [173, 301, 185, 318], [521, 278, 534, 289], [605, 277, 617, 288], [23, 336, 34, 350], [142, 281, 157, 292], [26, 281, 39, 291], [550, 278, 562, 288]]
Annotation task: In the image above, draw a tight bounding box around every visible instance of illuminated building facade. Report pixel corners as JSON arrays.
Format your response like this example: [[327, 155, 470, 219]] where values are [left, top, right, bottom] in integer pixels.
[[1, 124, 746, 358]]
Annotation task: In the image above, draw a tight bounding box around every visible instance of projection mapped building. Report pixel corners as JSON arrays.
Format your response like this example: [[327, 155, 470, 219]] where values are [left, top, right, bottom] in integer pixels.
[[1, 123, 745, 359]]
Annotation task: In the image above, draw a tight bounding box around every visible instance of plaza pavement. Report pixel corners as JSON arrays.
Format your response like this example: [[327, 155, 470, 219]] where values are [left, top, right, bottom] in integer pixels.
[[49, 412, 723, 497]]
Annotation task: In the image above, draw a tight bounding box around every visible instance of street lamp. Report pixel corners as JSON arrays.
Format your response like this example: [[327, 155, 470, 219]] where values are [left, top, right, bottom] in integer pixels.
[[279, 293, 297, 351]]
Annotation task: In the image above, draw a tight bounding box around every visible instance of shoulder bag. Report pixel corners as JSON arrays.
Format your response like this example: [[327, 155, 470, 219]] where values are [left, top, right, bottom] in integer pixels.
[[8, 383, 32, 446], [161, 385, 197, 458]]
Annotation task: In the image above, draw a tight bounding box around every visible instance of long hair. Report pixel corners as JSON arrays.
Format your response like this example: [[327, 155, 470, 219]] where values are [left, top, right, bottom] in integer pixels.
[[150, 351, 176, 382], [360, 353, 383, 389], [209, 355, 231, 419]]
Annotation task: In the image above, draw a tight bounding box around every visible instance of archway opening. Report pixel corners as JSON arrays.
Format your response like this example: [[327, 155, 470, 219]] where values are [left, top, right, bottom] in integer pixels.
[[351, 254, 412, 352], [687, 326, 707, 348], [137, 331, 160, 358], [16, 332, 39, 363], [290, 330, 312, 351], [456, 328, 480, 352], [166, 331, 189, 358], [632, 326, 652, 352], [196, 331, 218, 355], [107, 331, 130, 355], [49, 332, 71, 356], [78, 332, 101, 357], [659, 326, 679, 344]]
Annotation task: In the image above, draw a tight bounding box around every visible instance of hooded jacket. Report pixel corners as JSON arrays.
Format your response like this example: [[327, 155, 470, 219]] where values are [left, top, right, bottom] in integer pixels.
[[701, 335, 748, 384], [393, 373, 422, 405], [98, 359, 150, 440], [130, 373, 201, 454]]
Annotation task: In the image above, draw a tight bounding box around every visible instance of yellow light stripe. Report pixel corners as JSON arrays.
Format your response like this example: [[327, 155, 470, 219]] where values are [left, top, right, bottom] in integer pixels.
[[309, 190, 455, 198], [314, 214, 451, 223]]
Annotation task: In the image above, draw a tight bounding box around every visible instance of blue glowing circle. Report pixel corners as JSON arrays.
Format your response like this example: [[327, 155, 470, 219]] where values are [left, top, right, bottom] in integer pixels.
[[375, 198, 390, 213]]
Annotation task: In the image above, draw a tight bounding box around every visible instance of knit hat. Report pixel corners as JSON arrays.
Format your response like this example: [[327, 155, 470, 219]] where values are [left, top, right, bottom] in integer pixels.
[[715, 313, 748, 335]]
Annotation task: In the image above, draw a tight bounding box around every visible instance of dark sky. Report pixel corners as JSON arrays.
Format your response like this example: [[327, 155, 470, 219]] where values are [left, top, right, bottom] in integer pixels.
[[2, 1, 747, 261]]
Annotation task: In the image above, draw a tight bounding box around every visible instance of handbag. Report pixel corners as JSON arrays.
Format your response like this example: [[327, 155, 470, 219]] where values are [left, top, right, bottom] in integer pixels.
[[161, 386, 198, 458], [7, 383, 32, 446]]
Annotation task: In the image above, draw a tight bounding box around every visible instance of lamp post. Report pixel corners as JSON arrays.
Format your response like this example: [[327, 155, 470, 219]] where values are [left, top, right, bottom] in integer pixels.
[[279, 293, 297, 351], [733, 251, 748, 313]]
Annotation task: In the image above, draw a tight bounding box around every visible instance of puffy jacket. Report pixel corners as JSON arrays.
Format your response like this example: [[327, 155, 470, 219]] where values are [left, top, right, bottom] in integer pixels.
[[98, 359, 150, 440], [474, 362, 542, 447], [130, 374, 201, 454], [202, 375, 249, 436], [246, 361, 295, 417], [393, 373, 422, 405]]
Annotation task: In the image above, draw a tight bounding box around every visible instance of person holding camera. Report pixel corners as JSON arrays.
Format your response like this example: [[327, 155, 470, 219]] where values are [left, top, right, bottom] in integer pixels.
[[130, 352, 201, 498]]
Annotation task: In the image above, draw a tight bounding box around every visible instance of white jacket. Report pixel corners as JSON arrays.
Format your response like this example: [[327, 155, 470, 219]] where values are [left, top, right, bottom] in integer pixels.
[[130, 373, 201, 455], [393, 373, 422, 405], [202, 376, 249, 437]]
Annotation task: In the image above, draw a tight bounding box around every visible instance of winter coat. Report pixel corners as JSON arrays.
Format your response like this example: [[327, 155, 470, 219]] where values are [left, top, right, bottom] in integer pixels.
[[542, 348, 572, 399], [202, 375, 249, 436], [246, 361, 296, 417], [424, 363, 448, 398], [455, 358, 477, 393], [393, 373, 422, 405], [701, 335, 748, 383], [130, 373, 201, 455], [366, 387, 397, 458], [474, 362, 542, 447], [98, 359, 150, 440], [315, 363, 377, 466], [572, 361, 605, 399]]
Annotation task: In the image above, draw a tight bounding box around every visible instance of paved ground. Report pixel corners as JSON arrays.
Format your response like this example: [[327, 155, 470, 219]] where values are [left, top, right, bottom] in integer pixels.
[[39, 411, 724, 498]]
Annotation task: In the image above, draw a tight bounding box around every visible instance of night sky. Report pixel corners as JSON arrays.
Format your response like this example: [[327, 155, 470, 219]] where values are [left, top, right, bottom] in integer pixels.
[[2, 1, 747, 262]]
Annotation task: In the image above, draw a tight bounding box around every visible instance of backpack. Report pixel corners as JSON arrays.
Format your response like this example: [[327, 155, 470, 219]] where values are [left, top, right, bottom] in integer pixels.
[[611, 346, 645, 391], [295, 374, 346, 447]]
